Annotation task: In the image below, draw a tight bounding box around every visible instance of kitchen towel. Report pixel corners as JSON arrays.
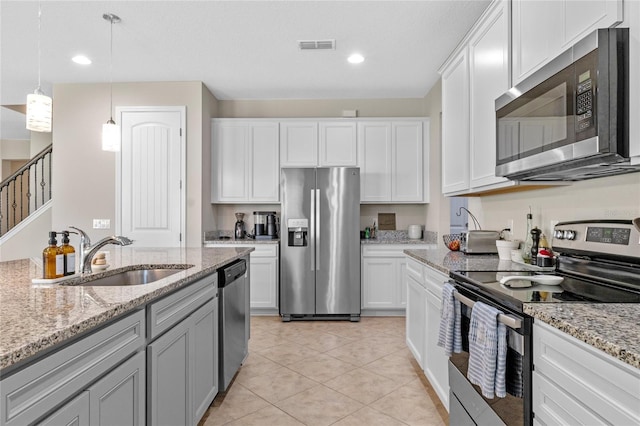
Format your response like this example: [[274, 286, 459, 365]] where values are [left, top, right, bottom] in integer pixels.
[[437, 282, 462, 356], [467, 301, 508, 399]]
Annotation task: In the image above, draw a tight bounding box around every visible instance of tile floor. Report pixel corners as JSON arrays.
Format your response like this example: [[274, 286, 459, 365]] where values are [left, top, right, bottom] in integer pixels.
[[199, 316, 448, 426]]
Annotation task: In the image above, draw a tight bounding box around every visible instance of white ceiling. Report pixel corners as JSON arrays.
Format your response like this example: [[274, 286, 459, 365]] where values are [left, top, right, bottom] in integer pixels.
[[0, 0, 491, 140]]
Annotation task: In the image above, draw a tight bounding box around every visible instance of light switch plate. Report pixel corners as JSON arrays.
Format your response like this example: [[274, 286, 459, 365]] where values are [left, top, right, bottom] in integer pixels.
[[93, 219, 111, 229]]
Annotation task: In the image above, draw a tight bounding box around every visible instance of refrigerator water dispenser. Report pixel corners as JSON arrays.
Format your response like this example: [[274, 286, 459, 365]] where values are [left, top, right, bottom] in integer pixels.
[[287, 218, 308, 247]]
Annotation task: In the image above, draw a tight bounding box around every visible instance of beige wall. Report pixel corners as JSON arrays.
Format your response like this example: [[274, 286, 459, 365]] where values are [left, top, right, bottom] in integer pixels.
[[0, 202, 52, 261], [201, 86, 219, 241], [52, 81, 206, 247], [421, 80, 450, 240], [469, 173, 640, 242], [217, 98, 426, 118]]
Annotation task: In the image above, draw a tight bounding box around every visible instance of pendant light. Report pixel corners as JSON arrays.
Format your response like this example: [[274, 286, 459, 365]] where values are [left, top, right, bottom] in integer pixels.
[[26, 2, 52, 133], [102, 13, 121, 152]]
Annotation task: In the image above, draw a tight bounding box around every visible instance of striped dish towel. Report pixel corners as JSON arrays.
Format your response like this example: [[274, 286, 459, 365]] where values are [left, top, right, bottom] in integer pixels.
[[437, 282, 462, 356], [467, 301, 508, 399]]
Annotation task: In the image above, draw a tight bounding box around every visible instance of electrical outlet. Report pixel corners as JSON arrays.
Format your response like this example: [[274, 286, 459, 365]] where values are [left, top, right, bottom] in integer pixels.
[[93, 219, 111, 229], [507, 219, 514, 236]]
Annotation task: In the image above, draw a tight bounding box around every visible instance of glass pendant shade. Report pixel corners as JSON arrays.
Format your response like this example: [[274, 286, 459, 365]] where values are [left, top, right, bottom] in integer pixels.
[[102, 119, 121, 151], [26, 89, 52, 132]]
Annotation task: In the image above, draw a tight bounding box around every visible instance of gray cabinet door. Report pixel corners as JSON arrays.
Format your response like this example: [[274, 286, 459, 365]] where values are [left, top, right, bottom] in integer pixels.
[[87, 351, 145, 426], [192, 299, 218, 423], [147, 317, 192, 426], [38, 391, 90, 426]]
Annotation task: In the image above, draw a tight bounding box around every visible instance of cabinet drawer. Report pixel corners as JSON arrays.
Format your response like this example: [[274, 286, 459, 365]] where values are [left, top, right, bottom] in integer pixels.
[[425, 266, 448, 296], [250, 244, 277, 258], [147, 274, 217, 340], [1, 310, 145, 426], [362, 244, 424, 257], [533, 371, 605, 426], [405, 258, 424, 283], [533, 322, 640, 425]]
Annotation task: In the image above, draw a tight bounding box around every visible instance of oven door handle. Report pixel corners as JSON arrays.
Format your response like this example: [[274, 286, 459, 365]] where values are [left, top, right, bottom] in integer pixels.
[[455, 292, 522, 330]]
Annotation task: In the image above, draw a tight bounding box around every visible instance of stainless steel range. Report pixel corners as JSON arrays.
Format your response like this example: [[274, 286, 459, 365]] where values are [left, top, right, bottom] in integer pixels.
[[447, 218, 640, 426]]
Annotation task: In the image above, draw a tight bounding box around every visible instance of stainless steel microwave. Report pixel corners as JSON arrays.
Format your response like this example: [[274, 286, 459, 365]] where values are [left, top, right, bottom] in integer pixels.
[[495, 28, 638, 181]]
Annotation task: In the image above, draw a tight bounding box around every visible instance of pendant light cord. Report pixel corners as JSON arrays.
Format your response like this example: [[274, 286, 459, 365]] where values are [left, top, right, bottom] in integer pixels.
[[37, 1, 42, 91], [109, 15, 114, 121]]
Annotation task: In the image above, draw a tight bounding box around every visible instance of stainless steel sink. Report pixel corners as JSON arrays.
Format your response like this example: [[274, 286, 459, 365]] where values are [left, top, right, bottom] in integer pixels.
[[73, 265, 193, 286]]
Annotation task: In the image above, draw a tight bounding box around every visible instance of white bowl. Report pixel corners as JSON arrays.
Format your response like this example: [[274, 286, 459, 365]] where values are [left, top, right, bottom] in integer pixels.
[[91, 263, 110, 272]]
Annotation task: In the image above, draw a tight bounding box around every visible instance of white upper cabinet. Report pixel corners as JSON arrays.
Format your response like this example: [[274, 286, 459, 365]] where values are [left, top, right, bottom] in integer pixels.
[[626, 0, 640, 160], [358, 120, 428, 203], [468, 0, 510, 188], [319, 121, 358, 166], [512, 0, 623, 84], [212, 120, 280, 203], [280, 121, 318, 167], [280, 120, 357, 167], [441, 47, 471, 195]]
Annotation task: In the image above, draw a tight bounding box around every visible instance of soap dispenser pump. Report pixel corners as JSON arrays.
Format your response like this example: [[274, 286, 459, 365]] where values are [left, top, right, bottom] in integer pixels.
[[43, 232, 63, 279]]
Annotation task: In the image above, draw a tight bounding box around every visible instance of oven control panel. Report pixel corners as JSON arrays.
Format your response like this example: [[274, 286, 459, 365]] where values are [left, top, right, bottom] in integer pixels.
[[552, 219, 640, 259]]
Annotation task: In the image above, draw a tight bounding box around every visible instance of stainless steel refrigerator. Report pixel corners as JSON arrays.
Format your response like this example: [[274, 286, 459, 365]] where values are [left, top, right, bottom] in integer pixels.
[[280, 167, 361, 321]]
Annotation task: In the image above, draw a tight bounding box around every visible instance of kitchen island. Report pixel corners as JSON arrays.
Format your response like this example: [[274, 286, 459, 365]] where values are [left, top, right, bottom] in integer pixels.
[[0, 246, 252, 372]]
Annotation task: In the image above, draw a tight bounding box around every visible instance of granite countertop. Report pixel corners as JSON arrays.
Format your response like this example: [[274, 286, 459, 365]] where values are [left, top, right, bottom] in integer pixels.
[[404, 247, 639, 370], [203, 238, 279, 245], [360, 230, 438, 245], [524, 304, 640, 369], [0, 246, 253, 372]]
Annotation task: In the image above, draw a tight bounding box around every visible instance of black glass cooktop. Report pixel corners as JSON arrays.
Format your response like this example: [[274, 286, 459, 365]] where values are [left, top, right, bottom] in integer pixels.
[[450, 270, 640, 313]]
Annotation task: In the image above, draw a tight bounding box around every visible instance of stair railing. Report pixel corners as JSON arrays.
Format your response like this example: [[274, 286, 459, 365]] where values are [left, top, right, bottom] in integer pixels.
[[0, 144, 52, 236]]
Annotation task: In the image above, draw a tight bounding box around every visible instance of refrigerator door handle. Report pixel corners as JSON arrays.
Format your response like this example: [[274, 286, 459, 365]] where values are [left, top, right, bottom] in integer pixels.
[[310, 189, 315, 272], [315, 188, 320, 271]]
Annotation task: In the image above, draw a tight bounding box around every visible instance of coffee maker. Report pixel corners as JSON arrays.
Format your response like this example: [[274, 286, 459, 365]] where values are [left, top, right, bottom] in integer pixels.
[[253, 211, 278, 239]]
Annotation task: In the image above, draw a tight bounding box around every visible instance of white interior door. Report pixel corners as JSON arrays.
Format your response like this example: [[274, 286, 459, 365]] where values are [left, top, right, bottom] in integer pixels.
[[118, 107, 185, 247]]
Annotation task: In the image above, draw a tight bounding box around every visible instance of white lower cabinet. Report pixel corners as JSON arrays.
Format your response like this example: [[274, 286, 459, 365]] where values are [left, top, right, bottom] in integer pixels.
[[148, 297, 217, 426], [206, 243, 279, 313], [533, 321, 640, 425], [405, 258, 426, 367], [362, 245, 424, 312], [403, 255, 450, 410], [423, 267, 450, 409]]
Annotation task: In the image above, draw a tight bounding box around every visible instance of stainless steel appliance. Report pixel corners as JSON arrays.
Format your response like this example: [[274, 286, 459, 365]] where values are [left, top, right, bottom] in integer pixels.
[[448, 218, 640, 426], [218, 258, 248, 391], [460, 230, 500, 254], [253, 211, 277, 240], [280, 167, 361, 321], [495, 28, 639, 181]]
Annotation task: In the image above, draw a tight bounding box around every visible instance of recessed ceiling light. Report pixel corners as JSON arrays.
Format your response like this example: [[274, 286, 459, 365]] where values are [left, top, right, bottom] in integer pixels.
[[72, 55, 92, 65], [348, 53, 365, 64]]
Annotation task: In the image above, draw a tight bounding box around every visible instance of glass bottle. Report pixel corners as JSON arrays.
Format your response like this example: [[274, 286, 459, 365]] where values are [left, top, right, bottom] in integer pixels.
[[521, 212, 533, 262], [43, 231, 63, 279], [61, 231, 76, 276]]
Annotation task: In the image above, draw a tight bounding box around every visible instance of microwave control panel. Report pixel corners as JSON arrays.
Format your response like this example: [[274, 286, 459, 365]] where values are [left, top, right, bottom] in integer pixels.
[[574, 50, 598, 135]]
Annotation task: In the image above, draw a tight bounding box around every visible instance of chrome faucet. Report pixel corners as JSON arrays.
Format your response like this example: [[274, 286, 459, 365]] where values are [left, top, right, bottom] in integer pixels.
[[69, 226, 133, 274]]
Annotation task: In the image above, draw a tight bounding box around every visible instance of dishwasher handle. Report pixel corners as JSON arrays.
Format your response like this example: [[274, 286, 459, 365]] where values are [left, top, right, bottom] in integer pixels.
[[219, 259, 247, 287]]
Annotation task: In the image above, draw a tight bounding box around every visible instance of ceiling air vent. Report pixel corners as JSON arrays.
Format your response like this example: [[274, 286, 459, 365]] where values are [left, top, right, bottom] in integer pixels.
[[298, 39, 336, 50]]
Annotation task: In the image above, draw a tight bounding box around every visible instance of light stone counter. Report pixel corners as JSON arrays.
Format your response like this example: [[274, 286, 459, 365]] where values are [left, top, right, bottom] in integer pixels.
[[0, 246, 253, 372], [523, 303, 640, 369], [404, 247, 639, 370]]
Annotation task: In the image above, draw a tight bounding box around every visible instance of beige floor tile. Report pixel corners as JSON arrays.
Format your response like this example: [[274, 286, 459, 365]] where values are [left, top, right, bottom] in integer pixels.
[[323, 367, 403, 404], [200, 317, 447, 426], [256, 341, 320, 366], [276, 384, 364, 426], [240, 366, 318, 404], [234, 352, 282, 384], [224, 404, 305, 426], [202, 384, 269, 426], [362, 352, 423, 384], [287, 352, 357, 383], [331, 406, 407, 426], [373, 378, 445, 426]]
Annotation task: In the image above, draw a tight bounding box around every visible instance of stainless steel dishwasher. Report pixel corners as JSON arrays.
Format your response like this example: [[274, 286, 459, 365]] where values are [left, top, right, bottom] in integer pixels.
[[218, 258, 248, 392]]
